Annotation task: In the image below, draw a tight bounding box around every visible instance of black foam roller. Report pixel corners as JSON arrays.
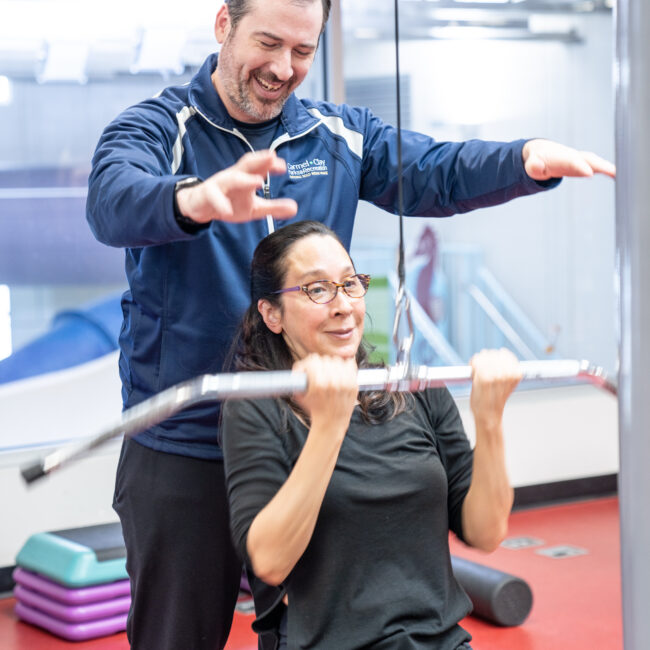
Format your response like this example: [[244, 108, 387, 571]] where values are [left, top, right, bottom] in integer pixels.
[[451, 555, 533, 627]]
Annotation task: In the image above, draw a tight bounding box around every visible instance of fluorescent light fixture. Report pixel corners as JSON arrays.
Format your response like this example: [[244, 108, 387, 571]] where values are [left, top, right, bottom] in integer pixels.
[[354, 27, 382, 40], [0, 76, 12, 106], [131, 28, 186, 75], [0, 285, 11, 362], [0, 0, 219, 80], [428, 25, 512, 39], [528, 14, 579, 34], [86, 40, 138, 78], [38, 40, 88, 83]]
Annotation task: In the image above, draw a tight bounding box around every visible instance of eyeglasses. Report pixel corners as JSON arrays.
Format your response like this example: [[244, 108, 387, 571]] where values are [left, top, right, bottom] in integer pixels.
[[272, 273, 371, 304]]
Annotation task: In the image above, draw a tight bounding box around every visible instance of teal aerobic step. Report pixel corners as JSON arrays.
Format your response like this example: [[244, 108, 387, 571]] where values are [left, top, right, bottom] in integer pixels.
[[15, 522, 127, 587]]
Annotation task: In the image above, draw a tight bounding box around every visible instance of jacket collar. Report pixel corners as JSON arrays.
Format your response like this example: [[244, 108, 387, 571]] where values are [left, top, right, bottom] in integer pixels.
[[188, 53, 320, 137]]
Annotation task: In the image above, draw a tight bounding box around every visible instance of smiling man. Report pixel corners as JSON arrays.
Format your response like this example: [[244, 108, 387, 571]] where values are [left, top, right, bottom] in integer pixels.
[[86, 0, 614, 648], [213, 0, 324, 122]]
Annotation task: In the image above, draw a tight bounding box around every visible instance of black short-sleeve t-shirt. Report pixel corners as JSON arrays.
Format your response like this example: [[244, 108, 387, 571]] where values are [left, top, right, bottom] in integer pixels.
[[222, 387, 474, 649]]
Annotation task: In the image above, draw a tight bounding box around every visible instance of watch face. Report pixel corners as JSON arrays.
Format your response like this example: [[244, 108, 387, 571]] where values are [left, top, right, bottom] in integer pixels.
[[176, 177, 201, 190]]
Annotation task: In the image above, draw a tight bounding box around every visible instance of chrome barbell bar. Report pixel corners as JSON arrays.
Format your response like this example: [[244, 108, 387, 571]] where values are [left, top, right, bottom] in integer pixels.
[[20, 359, 616, 484]]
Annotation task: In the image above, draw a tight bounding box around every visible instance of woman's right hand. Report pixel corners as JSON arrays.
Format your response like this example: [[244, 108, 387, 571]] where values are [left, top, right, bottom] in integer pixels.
[[293, 354, 358, 437], [245, 355, 359, 585]]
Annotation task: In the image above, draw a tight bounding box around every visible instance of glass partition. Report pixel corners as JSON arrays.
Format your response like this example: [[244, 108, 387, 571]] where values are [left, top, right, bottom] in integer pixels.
[[0, 0, 327, 452], [345, 0, 616, 375], [0, 0, 615, 452]]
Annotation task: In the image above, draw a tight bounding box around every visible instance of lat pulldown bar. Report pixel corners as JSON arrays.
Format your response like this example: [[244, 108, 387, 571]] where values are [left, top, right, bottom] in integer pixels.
[[20, 359, 616, 485]]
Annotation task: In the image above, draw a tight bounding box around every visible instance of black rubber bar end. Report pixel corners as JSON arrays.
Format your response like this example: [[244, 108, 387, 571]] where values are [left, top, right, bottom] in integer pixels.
[[21, 463, 47, 484]]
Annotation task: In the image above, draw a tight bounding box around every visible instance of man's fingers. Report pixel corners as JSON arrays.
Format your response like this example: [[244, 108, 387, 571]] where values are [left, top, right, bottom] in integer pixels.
[[524, 152, 549, 181], [202, 170, 264, 221], [219, 170, 265, 193], [581, 151, 617, 179], [524, 139, 615, 181], [196, 155, 300, 222], [565, 152, 594, 177], [252, 197, 298, 220], [235, 150, 287, 176], [528, 151, 593, 180], [203, 184, 234, 221]]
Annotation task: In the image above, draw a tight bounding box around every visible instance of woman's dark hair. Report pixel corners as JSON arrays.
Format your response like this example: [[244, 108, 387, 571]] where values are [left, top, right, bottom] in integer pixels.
[[226, 0, 331, 34], [228, 220, 411, 425]]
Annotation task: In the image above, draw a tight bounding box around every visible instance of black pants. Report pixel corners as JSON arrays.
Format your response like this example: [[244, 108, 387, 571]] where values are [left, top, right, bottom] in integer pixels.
[[274, 619, 472, 650], [113, 438, 242, 650]]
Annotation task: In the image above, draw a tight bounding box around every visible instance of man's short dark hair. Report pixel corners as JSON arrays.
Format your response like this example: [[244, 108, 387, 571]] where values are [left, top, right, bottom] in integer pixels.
[[226, 0, 331, 34]]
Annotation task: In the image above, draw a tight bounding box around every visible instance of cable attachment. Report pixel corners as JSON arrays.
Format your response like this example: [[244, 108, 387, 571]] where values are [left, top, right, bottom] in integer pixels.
[[386, 0, 414, 390], [390, 282, 415, 387]]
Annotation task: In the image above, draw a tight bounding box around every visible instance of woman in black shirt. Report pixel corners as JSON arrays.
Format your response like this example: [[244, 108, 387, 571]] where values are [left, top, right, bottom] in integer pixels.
[[221, 221, 521, 649]]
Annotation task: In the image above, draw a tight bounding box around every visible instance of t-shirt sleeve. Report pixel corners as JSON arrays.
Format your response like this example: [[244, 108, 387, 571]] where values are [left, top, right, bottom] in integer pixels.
[[423, 388, 474, 542], [221, 398, 292, 562]]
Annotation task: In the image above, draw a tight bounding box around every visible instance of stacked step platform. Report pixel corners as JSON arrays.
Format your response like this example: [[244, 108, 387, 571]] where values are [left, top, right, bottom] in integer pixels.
[[13, 522, 130, 641]]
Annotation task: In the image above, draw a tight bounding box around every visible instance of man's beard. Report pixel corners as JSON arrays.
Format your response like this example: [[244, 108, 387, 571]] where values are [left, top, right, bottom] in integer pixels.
[[218, 44, 293, 122], [230, 73, 292, 121]]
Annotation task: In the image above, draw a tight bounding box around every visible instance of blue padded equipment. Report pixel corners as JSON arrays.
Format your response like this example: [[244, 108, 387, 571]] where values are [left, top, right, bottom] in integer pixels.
[[16, 522, 127, 587]]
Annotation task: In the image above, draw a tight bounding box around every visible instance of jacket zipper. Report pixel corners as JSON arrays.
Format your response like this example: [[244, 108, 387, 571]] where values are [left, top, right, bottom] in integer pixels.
[[193, 106, 324, 236], [263, 182, 274, 234]]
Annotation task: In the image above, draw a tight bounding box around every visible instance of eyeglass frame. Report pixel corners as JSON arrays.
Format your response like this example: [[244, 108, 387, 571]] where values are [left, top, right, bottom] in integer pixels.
[[271, 273, 371, 304]]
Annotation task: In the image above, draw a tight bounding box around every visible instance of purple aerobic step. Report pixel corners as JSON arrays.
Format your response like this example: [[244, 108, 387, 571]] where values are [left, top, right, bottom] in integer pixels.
[[13, 567, 130, 605], [15, 601, 127, 641], [14, 584, 130, 623]]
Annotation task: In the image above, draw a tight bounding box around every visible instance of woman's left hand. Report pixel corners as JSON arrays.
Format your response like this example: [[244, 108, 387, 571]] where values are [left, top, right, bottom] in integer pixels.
[[463, 348, 521, 551], [469, 349, 522, 432]]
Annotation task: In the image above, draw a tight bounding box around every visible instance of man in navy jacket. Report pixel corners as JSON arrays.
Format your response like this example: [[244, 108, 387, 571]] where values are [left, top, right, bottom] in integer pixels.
[[87, 0, 615, 648]]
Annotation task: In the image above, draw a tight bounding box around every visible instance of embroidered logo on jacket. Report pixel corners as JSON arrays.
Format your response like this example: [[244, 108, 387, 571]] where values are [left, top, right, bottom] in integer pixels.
[[287, 158, 329, 180]]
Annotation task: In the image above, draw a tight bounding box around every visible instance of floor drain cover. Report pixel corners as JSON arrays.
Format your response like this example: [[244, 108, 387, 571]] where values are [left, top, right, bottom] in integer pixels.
[[536, 545, 589, 559], [501, 536, 545, 550]]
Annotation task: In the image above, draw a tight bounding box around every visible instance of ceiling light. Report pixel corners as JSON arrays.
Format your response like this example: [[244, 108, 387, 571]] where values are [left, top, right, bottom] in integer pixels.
[[38, 41, 88, 84], [454, 0, 510, 4], [0, 76, 13, 105], [131, 28, 186, 75]]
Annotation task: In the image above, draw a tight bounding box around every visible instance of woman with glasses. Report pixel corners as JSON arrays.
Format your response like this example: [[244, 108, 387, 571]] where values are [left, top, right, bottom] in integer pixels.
[[221, 220, 521, 650]]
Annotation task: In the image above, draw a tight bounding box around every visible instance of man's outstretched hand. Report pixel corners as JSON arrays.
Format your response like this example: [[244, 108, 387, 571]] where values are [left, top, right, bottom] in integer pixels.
[[175, 150, 298, 225], [523, 139, 616, 181]]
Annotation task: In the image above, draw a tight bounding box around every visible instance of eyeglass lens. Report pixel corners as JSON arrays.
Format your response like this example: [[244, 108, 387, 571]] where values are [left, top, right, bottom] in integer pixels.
[[306, 275, 368, 303]]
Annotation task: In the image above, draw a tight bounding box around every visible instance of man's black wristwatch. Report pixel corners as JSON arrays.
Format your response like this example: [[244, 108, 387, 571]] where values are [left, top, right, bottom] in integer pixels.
[[173, 176, 204, 233]]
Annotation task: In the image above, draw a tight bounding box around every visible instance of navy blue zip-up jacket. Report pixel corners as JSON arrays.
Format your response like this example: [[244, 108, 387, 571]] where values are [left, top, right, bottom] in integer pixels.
[[87, 53, 557, 460]]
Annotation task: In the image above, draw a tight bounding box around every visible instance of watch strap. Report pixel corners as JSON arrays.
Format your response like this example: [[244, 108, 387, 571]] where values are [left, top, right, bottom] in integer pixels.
[[173, 176, 206, 234]]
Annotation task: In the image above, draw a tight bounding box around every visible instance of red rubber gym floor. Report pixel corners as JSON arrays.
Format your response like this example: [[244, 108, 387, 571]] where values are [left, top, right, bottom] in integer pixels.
[[0, 496, 621, 649]]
